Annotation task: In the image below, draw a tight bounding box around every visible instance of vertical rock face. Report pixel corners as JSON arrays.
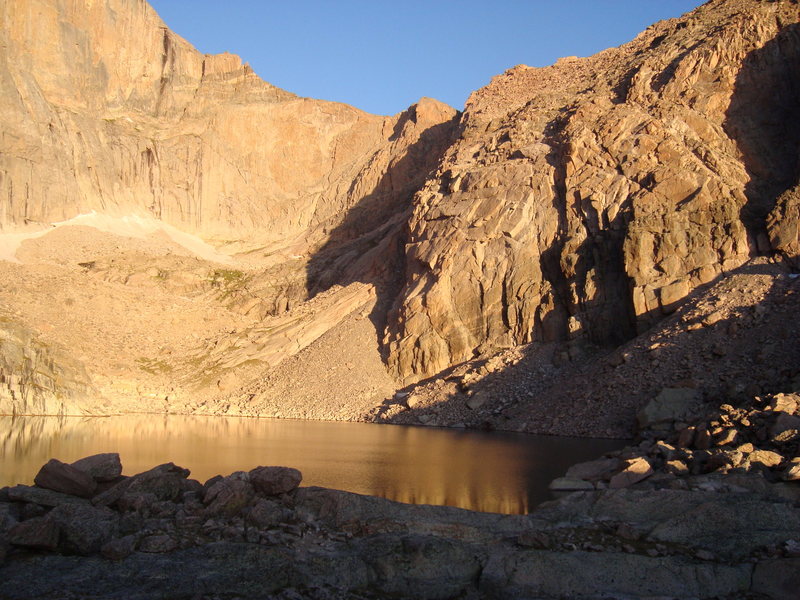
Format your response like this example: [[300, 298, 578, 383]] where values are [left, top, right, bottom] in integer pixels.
[[0, 0, 458, 249], [386, 0, 800, 382], [0, 316, 96, 415]]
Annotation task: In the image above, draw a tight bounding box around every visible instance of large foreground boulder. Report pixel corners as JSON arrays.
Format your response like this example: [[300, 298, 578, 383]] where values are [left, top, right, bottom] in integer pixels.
[[34, 459, 97, 498]]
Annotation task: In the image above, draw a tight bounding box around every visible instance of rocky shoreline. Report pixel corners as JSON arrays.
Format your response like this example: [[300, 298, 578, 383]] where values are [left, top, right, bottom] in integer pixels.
[[2, 394, 798, 599]]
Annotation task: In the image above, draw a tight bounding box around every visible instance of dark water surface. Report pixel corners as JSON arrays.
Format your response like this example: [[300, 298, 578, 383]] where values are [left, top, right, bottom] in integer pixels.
[[0, 415, 625, 514]]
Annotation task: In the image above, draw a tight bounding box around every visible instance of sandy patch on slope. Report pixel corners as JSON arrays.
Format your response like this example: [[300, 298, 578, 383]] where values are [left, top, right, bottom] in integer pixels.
[[0, 212, 232, 265]]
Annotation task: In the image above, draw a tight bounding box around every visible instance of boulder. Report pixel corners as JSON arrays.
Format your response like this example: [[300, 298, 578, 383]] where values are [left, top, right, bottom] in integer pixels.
[[248, 499, 290, 529], [746, 450, 783, 469], [609, 458, 654, 489], [203, 478, 254, 516], [71, 453, 123, 482], [33, 459, 97, 498], [93, 463, 190, 507], [637, 388, 702, 430], [8, 517, 59, 550], [249, 467, 302, 496], [6, 485, 89, 508], [47, 503, 119, 555], [564, 457, 620, 482], [767, 393, 799, 414]]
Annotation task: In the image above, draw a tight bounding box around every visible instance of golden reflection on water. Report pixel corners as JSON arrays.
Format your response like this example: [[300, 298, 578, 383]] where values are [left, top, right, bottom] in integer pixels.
[[0, 415, 624, 514]]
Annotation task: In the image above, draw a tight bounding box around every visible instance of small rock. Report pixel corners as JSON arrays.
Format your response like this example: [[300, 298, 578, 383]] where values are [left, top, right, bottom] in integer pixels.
[[406, 393, 425, 409], [34, 459, 97, 498], [782, 458, 800, 481], [8, 517, 59, 550], [0, 503, 18, 534], [702, 311, 724, 326], [615, 523, 641, 541], [714, 428, 739, 447], [695, 549, 716, 560], [711, 343, 729, 357], [652, 441, 677, 459], [465, 392, 489, 410], [21, 503, 46, 520], [664, 460, 689, 476], [124, 463, 190, 502], [71, 453, 123, 482], [249, 466, 302, 496], [203, 475, 224, 493]]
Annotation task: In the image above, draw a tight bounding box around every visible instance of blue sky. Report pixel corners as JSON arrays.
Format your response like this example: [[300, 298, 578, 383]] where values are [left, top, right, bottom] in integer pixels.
[[149, 1, 705, 116]]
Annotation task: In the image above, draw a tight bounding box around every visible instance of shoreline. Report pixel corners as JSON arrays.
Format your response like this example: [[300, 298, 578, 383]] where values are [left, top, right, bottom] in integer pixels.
[[1, 437, 798, 599]]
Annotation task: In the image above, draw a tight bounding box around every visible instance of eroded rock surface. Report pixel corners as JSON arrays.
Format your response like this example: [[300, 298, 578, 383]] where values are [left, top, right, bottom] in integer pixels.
[[386, 0, 800, 382]]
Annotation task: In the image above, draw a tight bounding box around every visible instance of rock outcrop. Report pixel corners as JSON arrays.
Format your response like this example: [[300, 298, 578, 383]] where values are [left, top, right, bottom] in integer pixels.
[[0, 314, 96, 415], [386, 0, 800, 382]]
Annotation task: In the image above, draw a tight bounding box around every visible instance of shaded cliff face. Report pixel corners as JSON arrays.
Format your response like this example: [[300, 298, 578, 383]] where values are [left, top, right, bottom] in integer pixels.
[[0, 0, 457, 250], [386, 0, 800, 382]]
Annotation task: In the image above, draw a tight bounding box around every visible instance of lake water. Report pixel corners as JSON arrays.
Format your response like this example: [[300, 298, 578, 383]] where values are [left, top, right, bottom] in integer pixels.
[[0, 415, 625, 514]]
